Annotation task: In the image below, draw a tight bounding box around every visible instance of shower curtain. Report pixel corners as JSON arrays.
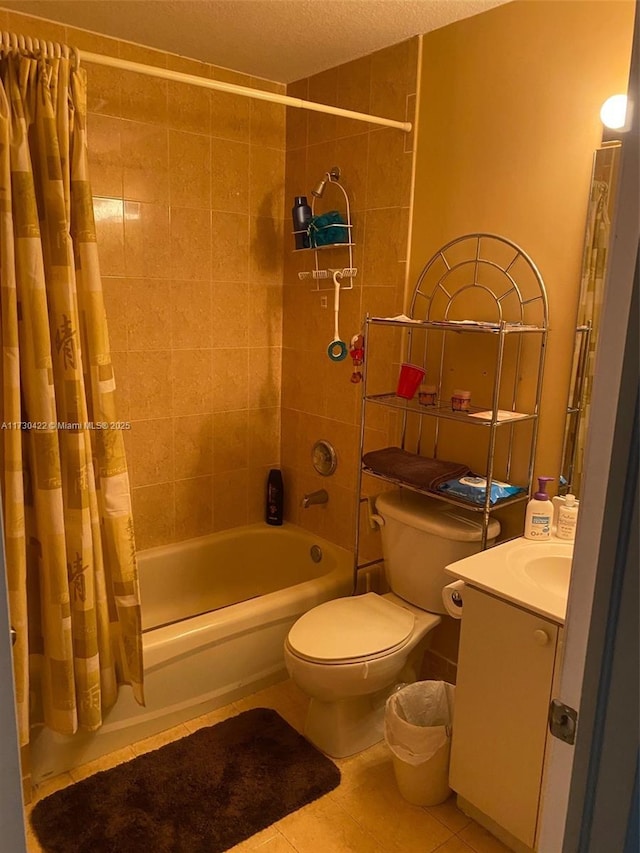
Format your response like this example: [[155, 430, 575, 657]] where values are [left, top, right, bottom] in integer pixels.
[[572, 178, 611, 493], [0, 52, 144, 753]]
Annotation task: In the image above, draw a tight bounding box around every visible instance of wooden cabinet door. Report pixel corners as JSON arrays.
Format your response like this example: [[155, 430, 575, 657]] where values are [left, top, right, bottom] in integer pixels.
[[449, 586, 559, 848]]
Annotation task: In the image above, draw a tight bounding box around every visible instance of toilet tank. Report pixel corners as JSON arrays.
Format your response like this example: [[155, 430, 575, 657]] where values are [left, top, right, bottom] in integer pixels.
[[375, 490, 500, 613]]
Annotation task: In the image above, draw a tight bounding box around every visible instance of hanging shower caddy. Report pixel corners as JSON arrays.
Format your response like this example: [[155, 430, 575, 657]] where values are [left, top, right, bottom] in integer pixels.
[[293, 166, 356, 291]]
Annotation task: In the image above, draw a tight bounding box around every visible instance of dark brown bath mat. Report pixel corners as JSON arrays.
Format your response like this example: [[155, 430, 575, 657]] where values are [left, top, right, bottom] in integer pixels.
[[31, 707, 340, 853]]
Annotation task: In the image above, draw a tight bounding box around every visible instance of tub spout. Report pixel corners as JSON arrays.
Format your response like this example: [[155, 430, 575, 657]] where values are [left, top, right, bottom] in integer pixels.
[[301, 489, 329, 508]]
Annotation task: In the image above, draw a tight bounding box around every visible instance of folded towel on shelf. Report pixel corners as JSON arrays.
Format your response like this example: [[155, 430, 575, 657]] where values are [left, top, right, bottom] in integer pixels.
[[362, 447, 470, 493]]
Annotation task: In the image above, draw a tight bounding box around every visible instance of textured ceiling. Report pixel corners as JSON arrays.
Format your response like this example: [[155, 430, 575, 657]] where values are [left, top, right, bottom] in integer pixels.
[[3, 0, 511, 82]]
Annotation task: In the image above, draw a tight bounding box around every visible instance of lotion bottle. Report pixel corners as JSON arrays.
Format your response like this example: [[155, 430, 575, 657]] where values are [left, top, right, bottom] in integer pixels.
[[524, 476, 554, 540], [556, 493, 578, 540]]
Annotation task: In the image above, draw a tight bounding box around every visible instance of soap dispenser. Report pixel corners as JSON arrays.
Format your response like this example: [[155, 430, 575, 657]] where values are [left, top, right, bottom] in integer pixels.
[[556, 493, 578, 540], [524, 476, 554, 540]]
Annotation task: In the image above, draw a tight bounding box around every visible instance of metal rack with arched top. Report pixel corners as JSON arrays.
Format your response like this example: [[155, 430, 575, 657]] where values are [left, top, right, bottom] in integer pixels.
[[354, 233, 549, 559]]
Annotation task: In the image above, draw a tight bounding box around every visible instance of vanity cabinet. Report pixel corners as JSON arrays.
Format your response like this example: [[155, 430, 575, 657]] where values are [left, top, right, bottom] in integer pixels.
[[449, 585, 559, 849]]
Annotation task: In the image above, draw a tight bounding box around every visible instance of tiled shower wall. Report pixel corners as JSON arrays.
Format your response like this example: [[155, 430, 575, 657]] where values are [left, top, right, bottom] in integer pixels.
[[281, 39, 419, 554], [0, 8, 286, 549]]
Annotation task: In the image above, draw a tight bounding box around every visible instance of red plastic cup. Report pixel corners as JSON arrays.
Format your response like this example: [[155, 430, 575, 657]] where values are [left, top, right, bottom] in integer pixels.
[[396, 363, 426, 399]]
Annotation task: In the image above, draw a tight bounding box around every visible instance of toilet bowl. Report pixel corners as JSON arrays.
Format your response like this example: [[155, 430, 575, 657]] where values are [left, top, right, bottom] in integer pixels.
[[285, 490, 500, 758], [285, 592, 441, 757]]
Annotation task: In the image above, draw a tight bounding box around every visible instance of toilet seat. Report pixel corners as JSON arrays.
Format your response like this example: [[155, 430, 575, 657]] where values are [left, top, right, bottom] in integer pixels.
[[287, 593, 415, 664]]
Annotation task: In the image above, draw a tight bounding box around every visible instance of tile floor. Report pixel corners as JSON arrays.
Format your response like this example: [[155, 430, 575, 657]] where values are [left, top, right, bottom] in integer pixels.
[[25, 679, 511, 853]]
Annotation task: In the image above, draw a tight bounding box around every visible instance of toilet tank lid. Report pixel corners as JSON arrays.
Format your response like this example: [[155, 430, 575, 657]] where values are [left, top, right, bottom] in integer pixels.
[[375, 490, 500, 542]]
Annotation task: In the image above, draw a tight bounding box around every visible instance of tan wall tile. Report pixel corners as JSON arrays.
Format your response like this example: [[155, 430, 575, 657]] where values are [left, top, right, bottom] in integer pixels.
[[367, 128, 412, 209], [370, 39, 412, 121], [121, 121, 169, 204], [307, 68, 338, 145], [250, 146, 285, 220], [3, 9, 66, 43], [213, 410, 249, 472], [131, 482, 175, 550], [213, 468, 249, 531], [249, 218, 284, 287], [167, 80, 211, 135], [250, 99, 286, 150], [285, 80, 308, 151], [120, 70, 168, 125], [129, 418, 174, 487], [175, 476, 214, 540], [171, 281, 213, 349], [126, 280, 173, 351], [248, 408, 280, 468], [212, 281, 249, 348], [169, 130, 211, 209], [87, 114, 123, 198], [123, 201, 171, 278], [174, 413, 213, 479], [211, 138, 249, 213], [102, 278, 128, 353], [248, 284, 282, 348], [210, 90, 251, 143], [93, 197, 125, 276], [210, 211, 249, 281], [111, 351, 130, 421], [248, 347, 281, 409], [127, 350, 173, 420], [211, 347, 249, 412], [170, 207, 211, 280], [172, 349, 213, 415], [85, 63, 121, 118]]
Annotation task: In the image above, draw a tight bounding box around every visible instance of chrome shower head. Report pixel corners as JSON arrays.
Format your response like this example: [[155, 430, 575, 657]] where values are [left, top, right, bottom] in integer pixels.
[[312, 178, 327, 198], [312, 166, 341, 198]]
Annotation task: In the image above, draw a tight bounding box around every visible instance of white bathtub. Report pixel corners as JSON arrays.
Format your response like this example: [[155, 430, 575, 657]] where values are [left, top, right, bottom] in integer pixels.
[[31, 523, 353, 782]]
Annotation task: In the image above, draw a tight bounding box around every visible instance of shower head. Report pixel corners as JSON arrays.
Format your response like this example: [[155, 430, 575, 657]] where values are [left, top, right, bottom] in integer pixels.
[[312, 178, 327, 198], [311, 166, 341, 198]]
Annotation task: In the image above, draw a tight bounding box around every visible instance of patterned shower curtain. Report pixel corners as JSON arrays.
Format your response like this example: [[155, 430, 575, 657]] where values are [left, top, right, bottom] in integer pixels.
[[0, 52, 144, 752], [571, 177, 611, 493]]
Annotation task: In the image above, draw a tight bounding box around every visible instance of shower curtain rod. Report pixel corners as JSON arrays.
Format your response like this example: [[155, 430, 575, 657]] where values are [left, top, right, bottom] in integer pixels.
[[0, 31, 411, 132], [80, 50, 413, 133]]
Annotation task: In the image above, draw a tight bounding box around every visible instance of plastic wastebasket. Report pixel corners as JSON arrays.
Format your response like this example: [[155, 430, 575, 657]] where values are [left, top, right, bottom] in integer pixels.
[[384, 680, 455, 806]]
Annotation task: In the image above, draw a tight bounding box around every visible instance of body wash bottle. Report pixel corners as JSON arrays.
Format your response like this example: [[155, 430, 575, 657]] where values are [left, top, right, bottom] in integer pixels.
[[556, 493, 579, 540], [524, 476, 554, 540]]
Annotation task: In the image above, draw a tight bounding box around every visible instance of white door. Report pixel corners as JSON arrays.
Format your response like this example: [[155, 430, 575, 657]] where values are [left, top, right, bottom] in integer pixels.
[[0, 500, 27, 851], [537, 7, 639, 849]]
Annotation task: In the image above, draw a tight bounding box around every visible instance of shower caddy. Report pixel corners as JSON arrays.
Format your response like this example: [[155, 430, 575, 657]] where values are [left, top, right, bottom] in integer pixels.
[[293, 166, 356, 292], [354, 233, 549, 560]]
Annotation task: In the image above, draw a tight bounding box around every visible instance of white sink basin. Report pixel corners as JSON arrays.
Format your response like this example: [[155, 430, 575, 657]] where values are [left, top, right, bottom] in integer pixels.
[[445, 537, 574, 623]]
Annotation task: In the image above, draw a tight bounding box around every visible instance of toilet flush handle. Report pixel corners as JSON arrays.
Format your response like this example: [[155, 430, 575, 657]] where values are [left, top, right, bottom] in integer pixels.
[[367, 496, 385, 530]]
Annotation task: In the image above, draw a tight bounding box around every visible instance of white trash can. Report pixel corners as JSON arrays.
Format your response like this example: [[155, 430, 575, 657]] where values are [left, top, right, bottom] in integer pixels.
[[384, 680, 455, 806]]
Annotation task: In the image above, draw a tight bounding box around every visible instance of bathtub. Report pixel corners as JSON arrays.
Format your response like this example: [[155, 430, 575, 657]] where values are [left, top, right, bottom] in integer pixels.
[[31, 523, 353, 782]]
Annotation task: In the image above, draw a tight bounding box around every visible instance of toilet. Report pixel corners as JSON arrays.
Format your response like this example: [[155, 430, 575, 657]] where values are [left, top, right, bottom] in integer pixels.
[[284, 489, 500, 757]]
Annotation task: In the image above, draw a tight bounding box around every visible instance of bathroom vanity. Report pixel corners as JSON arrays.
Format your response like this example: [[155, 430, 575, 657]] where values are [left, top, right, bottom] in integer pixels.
[[445, 538, 572, 852]]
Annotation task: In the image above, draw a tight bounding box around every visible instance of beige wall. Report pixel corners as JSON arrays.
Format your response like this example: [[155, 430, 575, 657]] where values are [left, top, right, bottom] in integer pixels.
[[0, 7, 286, 549], [410, 0, 635, 505], [281, 39, 419, 553]]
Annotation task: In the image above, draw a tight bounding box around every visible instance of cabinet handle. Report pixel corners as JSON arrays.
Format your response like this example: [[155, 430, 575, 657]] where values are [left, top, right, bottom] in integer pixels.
[[533, 629, 550, 646]]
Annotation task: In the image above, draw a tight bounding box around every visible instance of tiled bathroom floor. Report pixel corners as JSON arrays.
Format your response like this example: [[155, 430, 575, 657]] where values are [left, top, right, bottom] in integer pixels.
[[24, 679, 511, 853]]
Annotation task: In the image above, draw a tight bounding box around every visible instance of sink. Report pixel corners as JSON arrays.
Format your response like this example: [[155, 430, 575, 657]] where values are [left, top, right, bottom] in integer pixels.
[[445, 536, 575, 623], [517, 553, 572, 597]]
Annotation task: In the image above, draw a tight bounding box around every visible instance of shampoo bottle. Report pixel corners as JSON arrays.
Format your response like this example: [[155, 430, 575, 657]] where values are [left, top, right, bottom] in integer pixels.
[[524, 476, 554, 540], [266, 468, 284, 526], [556, 493, 578, 540], [292, 196, 312, 249]]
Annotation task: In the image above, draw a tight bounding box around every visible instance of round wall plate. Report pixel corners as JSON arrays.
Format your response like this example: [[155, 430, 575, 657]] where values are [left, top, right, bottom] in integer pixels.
[[312, 440, 338, 476]]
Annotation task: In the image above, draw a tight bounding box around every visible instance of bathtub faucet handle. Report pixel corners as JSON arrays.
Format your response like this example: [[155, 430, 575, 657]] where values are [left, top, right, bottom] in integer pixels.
[[301, 489, 329, 508]]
